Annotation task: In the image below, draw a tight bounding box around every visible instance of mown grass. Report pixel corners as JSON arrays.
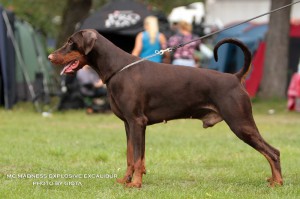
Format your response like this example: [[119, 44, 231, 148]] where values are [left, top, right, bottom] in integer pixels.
[[0, 100, 300, 198]]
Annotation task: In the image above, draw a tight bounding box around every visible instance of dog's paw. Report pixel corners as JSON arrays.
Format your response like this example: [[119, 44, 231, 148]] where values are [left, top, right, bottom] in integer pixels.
[[267, 177, 283, 187], [116, 178, 126, 184], [116, 176, 132, 184], [126, 182, 142, 188]]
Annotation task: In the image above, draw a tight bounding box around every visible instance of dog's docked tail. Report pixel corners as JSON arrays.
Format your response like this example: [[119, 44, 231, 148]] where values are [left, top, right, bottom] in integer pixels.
[[213, 38, 252, 81]]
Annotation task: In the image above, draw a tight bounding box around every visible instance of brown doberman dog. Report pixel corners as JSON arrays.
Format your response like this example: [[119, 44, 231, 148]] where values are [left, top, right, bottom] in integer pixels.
[[48, 29, 283, 188]]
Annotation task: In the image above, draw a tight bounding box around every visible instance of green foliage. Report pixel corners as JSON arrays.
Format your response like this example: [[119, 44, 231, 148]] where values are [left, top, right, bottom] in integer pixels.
[[1, 0, 66, 37], [0, 100, 300, 198]]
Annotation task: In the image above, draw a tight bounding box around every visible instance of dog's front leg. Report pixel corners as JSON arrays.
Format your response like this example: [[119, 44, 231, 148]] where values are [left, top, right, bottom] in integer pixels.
[[126, 117, 147, 188], [117, 122, 134, 184]]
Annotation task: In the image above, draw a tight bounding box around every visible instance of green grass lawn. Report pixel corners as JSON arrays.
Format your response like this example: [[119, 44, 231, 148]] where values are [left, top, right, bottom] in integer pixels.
[[0, 100, 300, 198]]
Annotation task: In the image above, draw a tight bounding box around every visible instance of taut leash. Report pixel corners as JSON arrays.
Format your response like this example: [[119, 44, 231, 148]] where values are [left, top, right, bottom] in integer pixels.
[[119, 48, 172, 72]]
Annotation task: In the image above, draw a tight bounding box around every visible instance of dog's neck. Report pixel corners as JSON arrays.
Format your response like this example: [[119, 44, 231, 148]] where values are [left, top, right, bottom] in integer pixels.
[[88, 34, 139, 84]]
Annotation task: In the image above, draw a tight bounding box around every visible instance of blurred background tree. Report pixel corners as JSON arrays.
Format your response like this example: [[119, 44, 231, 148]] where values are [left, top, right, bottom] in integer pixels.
[[258, 0, 292, 99], [56, 0, 92, 48]]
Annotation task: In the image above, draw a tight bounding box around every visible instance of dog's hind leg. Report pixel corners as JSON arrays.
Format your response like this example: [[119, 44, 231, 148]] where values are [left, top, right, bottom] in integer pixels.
[[231, 124, 282, 186], [220, 94, 283, 186], [117, 122, 134, 184]]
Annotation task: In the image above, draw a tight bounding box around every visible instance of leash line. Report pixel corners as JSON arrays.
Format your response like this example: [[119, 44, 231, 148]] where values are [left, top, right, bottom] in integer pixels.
[[120, 0, 300, 72], [119, 48, 173, 72]]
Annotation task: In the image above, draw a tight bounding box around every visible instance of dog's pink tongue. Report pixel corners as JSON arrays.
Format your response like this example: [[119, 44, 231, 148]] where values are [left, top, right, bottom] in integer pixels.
[[60, 60, 79, 75]]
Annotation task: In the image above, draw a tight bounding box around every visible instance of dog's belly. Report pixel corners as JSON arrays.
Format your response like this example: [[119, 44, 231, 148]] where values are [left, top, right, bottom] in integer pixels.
[[145, 99, 223, 127]]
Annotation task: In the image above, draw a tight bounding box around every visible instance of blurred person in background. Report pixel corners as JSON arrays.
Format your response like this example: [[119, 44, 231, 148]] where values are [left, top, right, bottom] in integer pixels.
[[132, 15, 168, 63], [77, 65, 109, 113], [168, 20, 201, 67]]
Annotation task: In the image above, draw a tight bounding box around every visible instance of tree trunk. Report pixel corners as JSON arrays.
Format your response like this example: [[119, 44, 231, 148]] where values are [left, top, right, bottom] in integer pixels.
[[56, 0, 92, 48], [257, 0, 291, 99]]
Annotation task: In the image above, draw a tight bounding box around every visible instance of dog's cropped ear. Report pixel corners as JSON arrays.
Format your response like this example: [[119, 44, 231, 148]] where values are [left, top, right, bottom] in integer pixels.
[[81, 30, 97, 55]]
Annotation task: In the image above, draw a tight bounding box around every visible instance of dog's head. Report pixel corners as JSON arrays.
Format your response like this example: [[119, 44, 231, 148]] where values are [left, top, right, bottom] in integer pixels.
[[48, 29, 97, 75]]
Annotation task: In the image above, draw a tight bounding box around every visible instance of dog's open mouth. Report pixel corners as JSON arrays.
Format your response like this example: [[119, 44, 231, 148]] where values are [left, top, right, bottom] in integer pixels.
[[60, 60, 80, 75]]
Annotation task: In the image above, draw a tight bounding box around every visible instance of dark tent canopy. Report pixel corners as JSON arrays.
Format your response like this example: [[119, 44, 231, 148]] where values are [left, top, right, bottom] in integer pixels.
[[80, 0, 169, 52], [81, 0, 151, 35], [0, 6, 15, 109]]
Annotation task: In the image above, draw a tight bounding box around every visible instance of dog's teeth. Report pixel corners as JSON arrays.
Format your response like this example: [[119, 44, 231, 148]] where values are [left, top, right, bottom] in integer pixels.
[[60, 66, 67, 75]]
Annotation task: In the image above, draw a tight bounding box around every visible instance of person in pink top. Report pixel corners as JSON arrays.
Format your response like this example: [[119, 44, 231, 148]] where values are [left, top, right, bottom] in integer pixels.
[[168, 20, 201, 67]]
